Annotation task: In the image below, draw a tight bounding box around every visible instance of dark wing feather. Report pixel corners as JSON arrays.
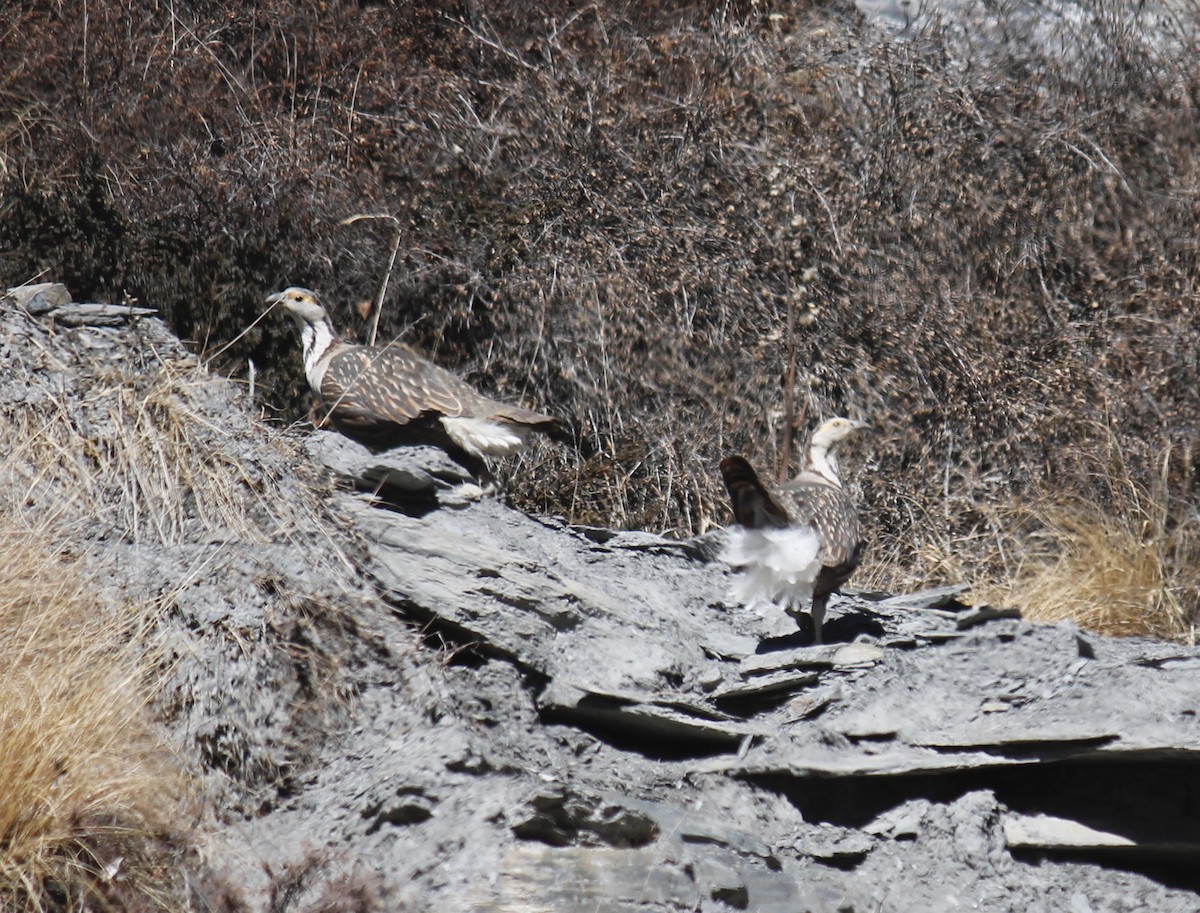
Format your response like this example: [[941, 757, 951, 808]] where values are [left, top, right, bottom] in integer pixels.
[[719, 456, 791, 529], [489, 402, 562, 430]]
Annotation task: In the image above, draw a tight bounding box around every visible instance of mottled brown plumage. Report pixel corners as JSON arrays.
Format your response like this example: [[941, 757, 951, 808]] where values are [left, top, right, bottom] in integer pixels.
[[270, 287, 562, 472], [720, 417, 868, 643]]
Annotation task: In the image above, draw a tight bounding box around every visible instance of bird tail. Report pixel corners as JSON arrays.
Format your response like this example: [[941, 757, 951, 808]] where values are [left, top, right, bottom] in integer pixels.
[[721, 526, 822, 613], [719, 455, 790, 528], [491, 406, 570, 443], [441, 415, 529, 459]]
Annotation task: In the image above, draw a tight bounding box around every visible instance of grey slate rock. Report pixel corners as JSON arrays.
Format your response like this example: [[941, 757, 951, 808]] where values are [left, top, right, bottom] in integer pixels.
[[3, 281, 72, 313], [47, 302, 159, 326], [8, 293, 1200, 912]]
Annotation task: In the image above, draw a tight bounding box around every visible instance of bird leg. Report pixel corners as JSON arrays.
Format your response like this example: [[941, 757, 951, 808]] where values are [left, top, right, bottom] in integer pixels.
[[810, 592, 829, 645]]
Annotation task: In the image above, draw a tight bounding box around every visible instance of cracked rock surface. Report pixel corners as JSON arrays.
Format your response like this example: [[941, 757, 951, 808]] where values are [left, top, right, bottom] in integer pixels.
[[4, 292, 1198, 912], [201, 436, 1200, 912]]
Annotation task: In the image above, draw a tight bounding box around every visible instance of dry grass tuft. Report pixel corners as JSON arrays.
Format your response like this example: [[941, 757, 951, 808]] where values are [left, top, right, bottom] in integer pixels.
[[972, 442, 1200, 641], [981, 499, 1197, 641], [4, 362, 283, 547], [0, 521, 191, 913], [0, 320, 327, 553]]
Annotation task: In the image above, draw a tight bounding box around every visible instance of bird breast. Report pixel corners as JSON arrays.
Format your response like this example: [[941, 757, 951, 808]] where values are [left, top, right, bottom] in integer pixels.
[[781, 482, 863, 569]]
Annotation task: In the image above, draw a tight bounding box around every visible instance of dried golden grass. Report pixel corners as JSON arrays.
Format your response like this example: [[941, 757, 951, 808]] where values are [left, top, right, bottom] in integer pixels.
[[978, 497, 1197, 641], [855, 435, 1200, 643], [0, 522, 190, 912], [966, 439, 1200, 641]]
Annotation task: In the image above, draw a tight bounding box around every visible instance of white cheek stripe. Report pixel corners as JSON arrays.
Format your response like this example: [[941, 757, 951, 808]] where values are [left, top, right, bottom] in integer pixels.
[[302, 321, 335, 391], [806, 446, 842, 488]]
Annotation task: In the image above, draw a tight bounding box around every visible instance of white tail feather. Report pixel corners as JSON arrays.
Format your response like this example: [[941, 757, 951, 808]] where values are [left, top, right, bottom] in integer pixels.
[[722, 526, 822, 614], [440, 415, 530, 459]]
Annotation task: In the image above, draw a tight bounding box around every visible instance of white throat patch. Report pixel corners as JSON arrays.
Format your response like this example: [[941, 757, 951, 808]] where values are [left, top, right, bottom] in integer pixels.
[[805, 445, 842, 488], [301, 320, 336, 391]]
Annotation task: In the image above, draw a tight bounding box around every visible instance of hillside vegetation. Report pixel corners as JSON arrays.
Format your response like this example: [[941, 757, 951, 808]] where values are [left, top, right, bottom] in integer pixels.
[[2, 0, 1197, 636], [0, 520, 187, 912]]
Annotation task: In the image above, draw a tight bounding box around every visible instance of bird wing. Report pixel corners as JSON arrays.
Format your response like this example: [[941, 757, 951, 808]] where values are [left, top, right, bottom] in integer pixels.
[[719, 456, 792, 530], [320, 345, 486, 423], [321, 343, 560, 432], [779, 480, 863, 570]]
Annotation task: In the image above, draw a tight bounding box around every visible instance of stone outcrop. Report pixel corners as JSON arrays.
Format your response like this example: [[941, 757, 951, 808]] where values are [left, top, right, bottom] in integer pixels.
[[3, 288, 1199, 912], [204, 436, 1200, 912]]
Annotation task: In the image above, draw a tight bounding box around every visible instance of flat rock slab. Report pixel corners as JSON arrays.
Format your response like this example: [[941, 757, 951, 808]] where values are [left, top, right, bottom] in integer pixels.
[[330, 456, 1200, 902], [355, 496, 751, 737], [354, 486, 1200, 775], [11, 279, 1200, 913], [731, 622, 1200, 775]]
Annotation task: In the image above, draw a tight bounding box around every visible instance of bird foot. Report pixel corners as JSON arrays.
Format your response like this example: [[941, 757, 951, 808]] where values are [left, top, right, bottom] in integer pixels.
[[443, 481, 490, 504]]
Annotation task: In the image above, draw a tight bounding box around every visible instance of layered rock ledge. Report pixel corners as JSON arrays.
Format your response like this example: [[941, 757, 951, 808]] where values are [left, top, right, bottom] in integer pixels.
[[3, 288, 1198, 912]]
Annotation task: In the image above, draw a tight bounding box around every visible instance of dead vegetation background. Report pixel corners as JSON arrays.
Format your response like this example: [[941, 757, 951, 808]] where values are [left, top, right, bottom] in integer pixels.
[[0, 264, 375, 910], [0, 522, 188, 912], [1, 0, 1198, 636]]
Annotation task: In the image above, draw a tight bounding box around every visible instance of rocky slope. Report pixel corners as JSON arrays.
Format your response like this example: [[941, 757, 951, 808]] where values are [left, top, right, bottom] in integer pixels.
[[4, 287, 1197, 912], [6, 0, 1200, 576], [202, 455, 1200, 912]]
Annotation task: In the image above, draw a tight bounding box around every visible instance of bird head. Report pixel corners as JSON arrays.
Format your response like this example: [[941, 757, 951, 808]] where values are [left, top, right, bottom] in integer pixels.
[[267, 287, 340, 388], [804, 417, 869, 486], [810, 417, 869, 450], [266, 286, 330, 327]]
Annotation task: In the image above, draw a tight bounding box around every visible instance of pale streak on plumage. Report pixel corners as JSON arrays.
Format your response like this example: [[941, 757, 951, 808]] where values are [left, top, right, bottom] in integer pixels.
[[269, 286, 561, 467], [720, 417, 868, 644]]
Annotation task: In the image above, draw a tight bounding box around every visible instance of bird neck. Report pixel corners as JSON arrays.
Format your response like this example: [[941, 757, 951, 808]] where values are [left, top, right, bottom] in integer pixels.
[[300, 318, 339, 391], [803, 441, 842, 488]]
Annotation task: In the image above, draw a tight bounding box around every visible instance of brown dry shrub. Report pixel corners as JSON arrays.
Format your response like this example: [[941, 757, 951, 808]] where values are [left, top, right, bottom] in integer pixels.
[[2, 1, 1198, 634]]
